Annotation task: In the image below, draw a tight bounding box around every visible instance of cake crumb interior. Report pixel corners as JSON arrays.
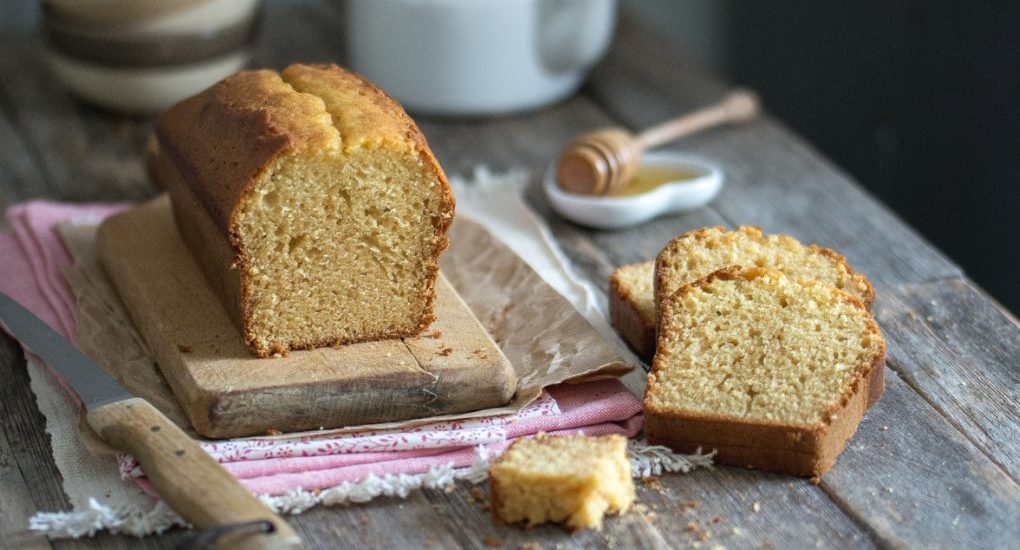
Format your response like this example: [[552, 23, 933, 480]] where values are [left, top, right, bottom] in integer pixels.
[[491, 434, 634, 530], [233, 68, 447, 352]]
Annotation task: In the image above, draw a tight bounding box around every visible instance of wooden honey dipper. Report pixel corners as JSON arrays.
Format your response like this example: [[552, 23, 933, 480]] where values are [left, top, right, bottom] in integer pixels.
[[556, 89, 760, 195]]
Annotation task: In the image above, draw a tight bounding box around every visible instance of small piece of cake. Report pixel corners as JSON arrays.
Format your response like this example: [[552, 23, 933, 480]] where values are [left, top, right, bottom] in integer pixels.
[[645, 267, 886, 476], [608, 261, 656, 359], [489, 434, 635, 530], [152, 63, 455, 357], [654, 226, 874, 319]]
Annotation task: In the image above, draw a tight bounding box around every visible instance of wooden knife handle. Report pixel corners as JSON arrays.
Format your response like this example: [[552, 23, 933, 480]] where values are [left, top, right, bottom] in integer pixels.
[[86, 398, 302, 549]]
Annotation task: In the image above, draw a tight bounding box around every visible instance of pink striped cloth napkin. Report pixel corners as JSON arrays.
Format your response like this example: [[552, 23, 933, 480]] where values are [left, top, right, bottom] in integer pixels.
[[0, 201, 643, 496]]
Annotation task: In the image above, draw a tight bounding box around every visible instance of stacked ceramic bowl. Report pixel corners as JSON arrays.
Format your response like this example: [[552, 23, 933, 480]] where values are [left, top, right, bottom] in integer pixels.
[[42, 0, 262, 113]]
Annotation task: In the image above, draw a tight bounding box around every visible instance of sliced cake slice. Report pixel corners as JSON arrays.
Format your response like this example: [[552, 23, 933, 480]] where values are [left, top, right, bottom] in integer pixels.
[[654, 226, 874, 320], [489, 433, 635, 530], [609, 261, 656, 359], [645, 267, 886, 477]]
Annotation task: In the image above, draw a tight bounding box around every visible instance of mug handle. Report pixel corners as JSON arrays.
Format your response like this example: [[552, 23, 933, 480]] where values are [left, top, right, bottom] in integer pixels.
[[537, 0, 617, 73]]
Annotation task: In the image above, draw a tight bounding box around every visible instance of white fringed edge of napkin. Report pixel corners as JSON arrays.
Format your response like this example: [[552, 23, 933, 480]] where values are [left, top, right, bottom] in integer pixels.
[[30, 441, 715, 539]]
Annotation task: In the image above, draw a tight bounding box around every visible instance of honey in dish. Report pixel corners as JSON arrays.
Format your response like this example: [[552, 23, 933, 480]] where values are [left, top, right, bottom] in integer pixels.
[[615, 165, 701, 196]]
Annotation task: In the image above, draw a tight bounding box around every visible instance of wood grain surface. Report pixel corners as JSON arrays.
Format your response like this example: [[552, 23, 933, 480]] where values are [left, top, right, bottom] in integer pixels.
[[1, 1, 1018, 549], [97, 196, 515, 439]]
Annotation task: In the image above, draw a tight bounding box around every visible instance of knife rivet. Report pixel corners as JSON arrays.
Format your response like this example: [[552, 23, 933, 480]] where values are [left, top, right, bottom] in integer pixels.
[[175, 449, 185, 457], [150, 426, 161, 432]]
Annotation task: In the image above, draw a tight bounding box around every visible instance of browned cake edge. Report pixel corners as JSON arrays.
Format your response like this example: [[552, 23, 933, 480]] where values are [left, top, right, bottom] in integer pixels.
[[608, 264, 656, 361], [653, 226, 875, 323], [644, 266, 887, 477], [153, 144, 244, 332], [487, 437, 517, 525], [152, 63, 455, 357], [813, 245, 876, 309]]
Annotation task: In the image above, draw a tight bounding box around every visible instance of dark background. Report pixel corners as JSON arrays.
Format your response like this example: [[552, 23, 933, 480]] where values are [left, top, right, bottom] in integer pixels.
[[627, 1, 1020, 314]]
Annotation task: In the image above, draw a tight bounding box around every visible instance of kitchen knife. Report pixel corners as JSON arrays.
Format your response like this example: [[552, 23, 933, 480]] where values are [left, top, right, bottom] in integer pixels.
[[0, 293, 302, 549]]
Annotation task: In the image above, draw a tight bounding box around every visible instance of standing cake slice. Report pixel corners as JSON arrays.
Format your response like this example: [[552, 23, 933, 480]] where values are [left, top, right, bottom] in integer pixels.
[[609, 226, 873, 361], [645, 267, 885, 476], [655, 226, 874, 317], [151, 63, 455, 357]]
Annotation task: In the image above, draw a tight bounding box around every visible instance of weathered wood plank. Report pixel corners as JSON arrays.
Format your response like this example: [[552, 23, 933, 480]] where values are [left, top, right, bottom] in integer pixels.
[[0, 335, 54, 550], [422, 481, 672, 550], [580, 18, 1020, 547], [0, 430, 53, 550], [820, 369, 1020, 548], [875, 279, 1020, 482], [50, 529, 191, 549], [428, 19, 1020, 546], [0, 108, 47, 217], [587, 17, 964, 288], [1, 3, 1016, 550], [0, 33, 153, 204], [287, 493, 465, 550], [0, 337, 74, 519], [637, 467, 878, 550], [420, 460, 881, 550], [419, 95, 881, 548]]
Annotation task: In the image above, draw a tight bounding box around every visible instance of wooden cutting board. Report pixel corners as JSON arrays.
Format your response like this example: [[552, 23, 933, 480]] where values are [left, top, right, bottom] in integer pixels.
[[97, 196, 516, 439]]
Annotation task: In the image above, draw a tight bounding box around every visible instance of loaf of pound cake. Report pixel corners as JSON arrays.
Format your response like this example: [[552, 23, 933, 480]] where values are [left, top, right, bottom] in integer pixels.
[[645, 267, 886, 477], [609, 226, 874, 360], [150, 63, 455, 357], [490, 433, 635, 530]]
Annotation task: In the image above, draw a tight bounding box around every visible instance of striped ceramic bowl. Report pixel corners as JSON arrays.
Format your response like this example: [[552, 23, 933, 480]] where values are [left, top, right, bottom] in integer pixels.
[[42, 0, 262, 113]]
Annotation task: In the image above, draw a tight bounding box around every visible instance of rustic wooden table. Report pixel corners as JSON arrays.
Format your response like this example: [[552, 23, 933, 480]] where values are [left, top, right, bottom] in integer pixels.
[[2, 2, 1019, 549]]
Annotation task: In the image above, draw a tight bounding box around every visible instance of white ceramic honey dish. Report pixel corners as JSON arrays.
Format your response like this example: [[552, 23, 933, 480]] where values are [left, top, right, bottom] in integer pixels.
[[543, 151, 724, 229]]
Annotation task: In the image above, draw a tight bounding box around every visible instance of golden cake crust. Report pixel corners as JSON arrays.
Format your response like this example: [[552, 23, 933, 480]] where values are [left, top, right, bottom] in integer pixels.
[[155, 63, 449, 233], [153, 63, 454, 357], [653, 226, 875, 321], [156, 68, 333, 234], [644, 267, 886, 477]]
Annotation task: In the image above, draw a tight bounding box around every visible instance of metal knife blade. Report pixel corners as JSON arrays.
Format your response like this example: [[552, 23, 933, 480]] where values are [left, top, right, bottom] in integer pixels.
[[0, 292, 131, 409], [1, 292, 303, 548]]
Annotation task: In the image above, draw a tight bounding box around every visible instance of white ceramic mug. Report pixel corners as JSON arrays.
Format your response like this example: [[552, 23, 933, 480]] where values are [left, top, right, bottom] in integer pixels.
[[342, 0, 617, 116]]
